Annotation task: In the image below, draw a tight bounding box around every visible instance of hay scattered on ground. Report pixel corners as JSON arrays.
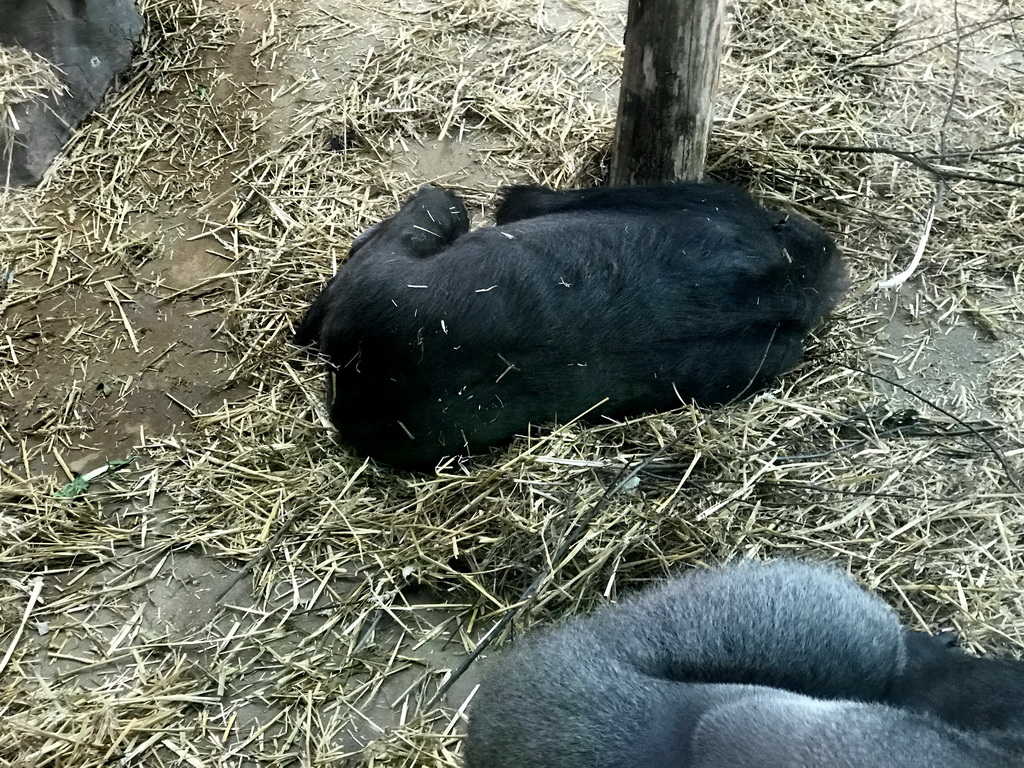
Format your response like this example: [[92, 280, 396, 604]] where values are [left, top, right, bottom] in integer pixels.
[[1, 0, 1024, 766]]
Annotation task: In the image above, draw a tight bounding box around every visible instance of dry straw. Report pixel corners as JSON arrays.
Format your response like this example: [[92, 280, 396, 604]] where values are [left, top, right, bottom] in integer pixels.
[[1, 0, 1023, 766]]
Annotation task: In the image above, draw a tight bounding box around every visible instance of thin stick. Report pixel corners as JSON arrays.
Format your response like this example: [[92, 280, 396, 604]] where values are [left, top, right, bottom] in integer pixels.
[[214, 500, 316, 603], [793, 143, 1024, 189], [104, 280, 140, 352], [0, 577, 43, 675], [842, 362, 1023, 494], [872, 187, 940, 291]]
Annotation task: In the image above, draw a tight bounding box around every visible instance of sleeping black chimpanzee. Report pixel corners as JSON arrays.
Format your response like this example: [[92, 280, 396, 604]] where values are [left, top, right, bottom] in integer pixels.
[[465, 559, 1024, 768], [294, 183, 847, 469]]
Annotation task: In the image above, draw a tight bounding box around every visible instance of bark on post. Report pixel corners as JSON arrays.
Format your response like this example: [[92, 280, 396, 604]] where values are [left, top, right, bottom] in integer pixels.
[[609, 0, 726, 185]]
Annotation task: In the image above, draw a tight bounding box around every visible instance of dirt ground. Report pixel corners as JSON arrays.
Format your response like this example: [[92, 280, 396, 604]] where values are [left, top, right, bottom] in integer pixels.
[[2, 0, 1024, 766]]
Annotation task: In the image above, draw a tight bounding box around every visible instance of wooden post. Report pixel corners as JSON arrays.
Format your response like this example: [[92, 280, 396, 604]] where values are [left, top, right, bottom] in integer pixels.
[[609, 0, 726, 185]]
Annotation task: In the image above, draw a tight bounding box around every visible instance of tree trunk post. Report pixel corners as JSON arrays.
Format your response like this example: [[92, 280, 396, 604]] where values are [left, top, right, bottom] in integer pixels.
[[609, 0, 726, 185]]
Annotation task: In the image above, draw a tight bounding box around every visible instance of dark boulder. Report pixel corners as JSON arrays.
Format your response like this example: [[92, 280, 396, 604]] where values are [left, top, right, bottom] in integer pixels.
[[1, 0, 142, 187]]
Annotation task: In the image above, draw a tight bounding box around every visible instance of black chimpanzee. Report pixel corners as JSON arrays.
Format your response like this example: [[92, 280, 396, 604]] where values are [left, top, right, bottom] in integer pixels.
[[295, 183, 847, 469], [465, 559, 1024, 768]]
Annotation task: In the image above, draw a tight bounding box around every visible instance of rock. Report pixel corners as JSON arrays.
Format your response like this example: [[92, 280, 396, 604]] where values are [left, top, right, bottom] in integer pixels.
[[1, 0, 143, 187]]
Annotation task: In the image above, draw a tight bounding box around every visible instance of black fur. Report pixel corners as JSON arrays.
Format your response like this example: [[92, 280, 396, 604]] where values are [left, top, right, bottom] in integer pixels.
[[887, 628, 1024, 743], [464, 560, 1024, 768], [295, 183, 847, 469]]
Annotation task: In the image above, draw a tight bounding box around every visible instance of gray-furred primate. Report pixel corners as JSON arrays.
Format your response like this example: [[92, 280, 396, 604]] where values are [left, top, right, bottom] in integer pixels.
[[464, 560, 1024, 768], [294, 183, 846, 470]]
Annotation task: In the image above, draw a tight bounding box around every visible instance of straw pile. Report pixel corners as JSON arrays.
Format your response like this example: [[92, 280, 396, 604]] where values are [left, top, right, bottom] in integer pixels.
[[1, 0, 1023, 766]]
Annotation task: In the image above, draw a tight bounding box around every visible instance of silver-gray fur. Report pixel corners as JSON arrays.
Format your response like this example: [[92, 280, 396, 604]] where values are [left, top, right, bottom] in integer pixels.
[[464, 560, 1024, 768]]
